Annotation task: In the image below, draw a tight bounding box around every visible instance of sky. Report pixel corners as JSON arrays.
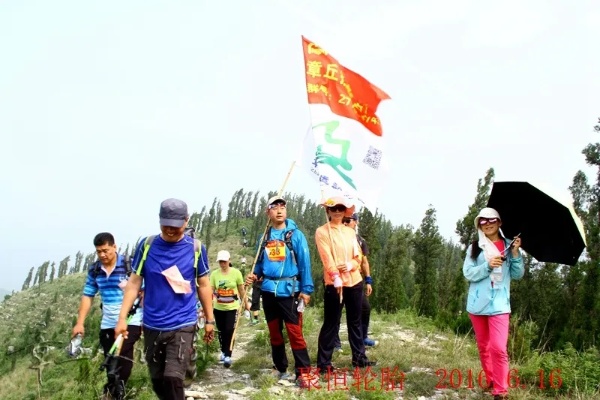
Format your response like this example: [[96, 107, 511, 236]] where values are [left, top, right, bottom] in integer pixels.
[[1, 0, 598, 292]]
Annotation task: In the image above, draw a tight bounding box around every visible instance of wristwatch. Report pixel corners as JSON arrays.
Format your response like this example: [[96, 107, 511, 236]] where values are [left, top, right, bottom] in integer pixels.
[[205, 320, 216, 325]]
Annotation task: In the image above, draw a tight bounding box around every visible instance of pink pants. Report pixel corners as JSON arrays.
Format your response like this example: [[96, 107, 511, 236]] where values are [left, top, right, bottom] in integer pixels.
[[469, 313, 510, 396]]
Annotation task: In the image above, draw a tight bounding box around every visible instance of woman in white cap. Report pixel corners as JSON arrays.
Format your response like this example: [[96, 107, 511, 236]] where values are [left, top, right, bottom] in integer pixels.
[[463, 207, 524, 400], [210, 250, 245, 368]]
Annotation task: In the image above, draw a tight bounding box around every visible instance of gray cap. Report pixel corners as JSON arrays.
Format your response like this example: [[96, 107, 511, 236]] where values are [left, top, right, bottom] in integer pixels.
[[267, 195, 286, 208], [159, 198, 189, 227]]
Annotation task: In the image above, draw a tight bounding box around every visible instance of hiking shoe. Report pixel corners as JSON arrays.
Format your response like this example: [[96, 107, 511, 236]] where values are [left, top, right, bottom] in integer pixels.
[[352, 360, 377, 368], [250, 319, 260, 326], [223, 356, 232, 368], [334, 346, 343, 353], [271, 368, 291, 380], [243, 310, 251, 320], [296, 373, 320, 389], [218, 352, 225, 363], [364, 338, 379, 347]]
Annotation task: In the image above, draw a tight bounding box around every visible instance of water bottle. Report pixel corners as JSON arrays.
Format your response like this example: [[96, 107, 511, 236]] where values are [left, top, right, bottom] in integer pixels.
[[68, 334, 82, 357], [297, 298, 305, 313]]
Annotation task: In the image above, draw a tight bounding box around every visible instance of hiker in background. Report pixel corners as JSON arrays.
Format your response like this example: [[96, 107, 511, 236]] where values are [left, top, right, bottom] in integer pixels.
[[463, 207, 523, 400], [72, 232, 143, 398], [343, 213, 378, 347], [210, 250, 245, 368], [245, 196, 315, 387], [315, 197, 376, 373], [116, 198, 215, 400]]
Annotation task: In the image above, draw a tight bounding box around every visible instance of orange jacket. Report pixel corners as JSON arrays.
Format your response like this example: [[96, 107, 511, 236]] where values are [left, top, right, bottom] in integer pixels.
[[315, 223, 363, 287]]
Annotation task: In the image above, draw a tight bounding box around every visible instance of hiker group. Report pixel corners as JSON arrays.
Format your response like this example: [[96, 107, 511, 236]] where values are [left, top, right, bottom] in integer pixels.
[[71, 195, 380, 399], [72, 194, 524, 400]]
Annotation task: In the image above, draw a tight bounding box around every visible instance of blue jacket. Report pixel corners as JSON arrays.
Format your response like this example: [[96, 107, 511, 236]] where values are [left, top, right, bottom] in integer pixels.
[[253, 219, 314, 297], [463, 238, 524, 315]]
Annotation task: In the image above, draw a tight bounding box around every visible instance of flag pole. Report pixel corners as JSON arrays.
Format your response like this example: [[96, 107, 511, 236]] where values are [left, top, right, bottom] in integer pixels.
[[229, 161, 296, 351]]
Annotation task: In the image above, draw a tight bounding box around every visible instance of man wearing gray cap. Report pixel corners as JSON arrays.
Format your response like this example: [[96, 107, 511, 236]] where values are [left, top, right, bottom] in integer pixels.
[[116, 198, 215, 400]]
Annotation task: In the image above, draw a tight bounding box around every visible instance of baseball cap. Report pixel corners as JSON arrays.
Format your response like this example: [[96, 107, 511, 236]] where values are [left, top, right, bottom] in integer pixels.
[[216, 250, 231, 262], [320, 196, 356, 218], [159, 198, 189, 227], [267, 195, 286, 208]]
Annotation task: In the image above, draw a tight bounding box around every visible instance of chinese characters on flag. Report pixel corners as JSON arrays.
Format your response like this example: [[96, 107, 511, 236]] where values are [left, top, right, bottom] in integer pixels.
[[302, 36, 390, 136], [299, 36, 391, 210]]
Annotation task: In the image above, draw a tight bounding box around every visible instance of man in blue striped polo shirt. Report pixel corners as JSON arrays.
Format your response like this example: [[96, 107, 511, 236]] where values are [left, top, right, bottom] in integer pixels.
[[72, 232, 143, 398]]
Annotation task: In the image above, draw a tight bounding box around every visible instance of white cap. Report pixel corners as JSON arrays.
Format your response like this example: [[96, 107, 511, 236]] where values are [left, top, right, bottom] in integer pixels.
[[216, 250, 231, 262], [474, 207, 501, 229]]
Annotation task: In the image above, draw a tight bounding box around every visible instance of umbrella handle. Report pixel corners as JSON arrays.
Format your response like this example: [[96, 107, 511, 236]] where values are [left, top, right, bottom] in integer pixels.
[[501, 233, 522, 256]]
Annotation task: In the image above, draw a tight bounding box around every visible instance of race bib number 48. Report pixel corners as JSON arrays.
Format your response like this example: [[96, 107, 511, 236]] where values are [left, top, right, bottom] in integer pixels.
[[265, 240, 286, 262]]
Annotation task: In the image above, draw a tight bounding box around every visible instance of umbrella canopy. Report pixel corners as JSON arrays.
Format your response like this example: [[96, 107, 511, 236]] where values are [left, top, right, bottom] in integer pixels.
[[486, 181, 586, 266]]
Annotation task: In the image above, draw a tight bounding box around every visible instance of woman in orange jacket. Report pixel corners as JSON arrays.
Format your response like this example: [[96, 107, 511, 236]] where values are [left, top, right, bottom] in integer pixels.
[[315, 196, 376, 373]]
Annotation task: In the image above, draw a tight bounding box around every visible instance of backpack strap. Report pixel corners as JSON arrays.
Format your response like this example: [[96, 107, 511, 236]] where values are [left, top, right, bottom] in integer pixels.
[[123, 254, 132, 276], [193, 238, 202, 277], [135, 235, 156, 276], [90, 261, 102, 279], [284, 230, 296, 265], [135, 235, 202, 277]]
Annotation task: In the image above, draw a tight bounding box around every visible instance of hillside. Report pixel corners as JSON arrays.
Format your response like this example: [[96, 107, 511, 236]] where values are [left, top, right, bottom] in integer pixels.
[[2, 193, 600, 399]]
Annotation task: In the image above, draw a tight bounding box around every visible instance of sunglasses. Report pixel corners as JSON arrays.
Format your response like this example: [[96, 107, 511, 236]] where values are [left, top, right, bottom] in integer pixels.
[[479, 218, 499, 225], [342, 218, 356, 224], [328, 205, 347, 212]]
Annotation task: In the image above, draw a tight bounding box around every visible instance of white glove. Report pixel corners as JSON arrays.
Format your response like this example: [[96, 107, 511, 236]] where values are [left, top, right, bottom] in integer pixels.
[[346, 261, 354, 272], [333, 276, 343, 288]]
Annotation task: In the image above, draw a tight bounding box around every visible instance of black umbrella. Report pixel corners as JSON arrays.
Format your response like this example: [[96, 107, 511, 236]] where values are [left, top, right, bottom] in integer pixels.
[[486, 181, 586, 266]]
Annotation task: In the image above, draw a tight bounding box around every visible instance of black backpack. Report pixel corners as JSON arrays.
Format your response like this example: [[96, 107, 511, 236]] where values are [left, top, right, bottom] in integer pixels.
[[256, 227, 296, 265]]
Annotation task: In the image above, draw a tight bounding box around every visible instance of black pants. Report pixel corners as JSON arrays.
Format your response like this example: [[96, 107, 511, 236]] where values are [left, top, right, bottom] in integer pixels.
[[317, 282, 368, 369], [261, 290, 311, 378], [144, 325, 195, 400], [214, 309, 237, 357], [250, 282, 262, 311], [333, 288, 372, 347], [99, 325, 141, 387]]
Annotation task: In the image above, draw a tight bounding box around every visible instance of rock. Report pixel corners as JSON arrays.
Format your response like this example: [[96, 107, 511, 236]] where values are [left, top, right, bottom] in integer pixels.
[[268, 387, 284, 395], [278, 379, 295, 387], [183, 390, 208, 399]]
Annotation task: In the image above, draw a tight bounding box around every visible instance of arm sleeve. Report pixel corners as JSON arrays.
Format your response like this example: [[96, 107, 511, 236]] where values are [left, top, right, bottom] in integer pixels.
[[315, 227, 339, 279], [509, 251, 525, 279], [82, 267, 99, 297], [253, 237, 264, 278], [294, 230, 314, 295], [462, 245, 492, 282], [197, 244, 210, 277]]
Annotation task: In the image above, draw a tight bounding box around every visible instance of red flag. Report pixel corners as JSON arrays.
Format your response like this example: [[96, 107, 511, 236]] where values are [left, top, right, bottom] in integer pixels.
[[302, 36, 390, 136]]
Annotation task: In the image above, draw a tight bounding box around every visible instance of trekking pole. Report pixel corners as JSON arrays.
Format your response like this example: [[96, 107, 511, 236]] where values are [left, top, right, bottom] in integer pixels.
[[230, 161, 296, 351], [320, 188, 343, 304], [100, 296, 141, 399]]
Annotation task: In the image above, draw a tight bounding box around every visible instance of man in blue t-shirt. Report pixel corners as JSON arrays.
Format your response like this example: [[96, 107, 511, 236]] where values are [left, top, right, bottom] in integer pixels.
[[72, 232, 143, 398], [116, 198, 215, 400]]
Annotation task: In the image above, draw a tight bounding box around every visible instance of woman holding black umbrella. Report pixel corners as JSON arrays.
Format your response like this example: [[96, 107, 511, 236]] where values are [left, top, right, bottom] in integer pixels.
[[463, 207, 524, 400]]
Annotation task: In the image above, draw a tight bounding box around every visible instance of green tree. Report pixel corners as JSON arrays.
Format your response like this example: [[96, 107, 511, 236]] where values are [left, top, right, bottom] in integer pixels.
[[412, 206, 443, 318], [21, 267, 34, 290]]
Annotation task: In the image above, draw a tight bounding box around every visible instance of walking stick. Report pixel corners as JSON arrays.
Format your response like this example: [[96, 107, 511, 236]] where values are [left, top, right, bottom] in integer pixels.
[[230, 161, 296, 351]]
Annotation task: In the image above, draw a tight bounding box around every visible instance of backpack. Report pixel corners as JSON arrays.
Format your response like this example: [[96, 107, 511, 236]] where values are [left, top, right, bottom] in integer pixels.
[[135, 227, 202, 276], [90, 254, 132, 279], [257, 227, 296, 265]]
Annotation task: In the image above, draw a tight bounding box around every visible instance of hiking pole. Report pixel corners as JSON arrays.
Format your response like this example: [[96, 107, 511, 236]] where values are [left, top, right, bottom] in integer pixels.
[[230, 161, 296, 351], [100, 296, 140, 400]]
